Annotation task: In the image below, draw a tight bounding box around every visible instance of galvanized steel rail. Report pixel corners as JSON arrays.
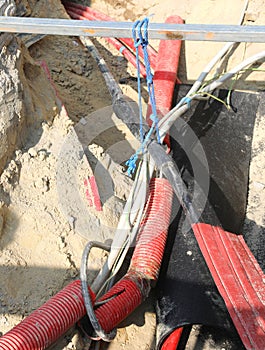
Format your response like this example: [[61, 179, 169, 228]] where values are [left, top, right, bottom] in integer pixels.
[[0, 16, 265, 42]]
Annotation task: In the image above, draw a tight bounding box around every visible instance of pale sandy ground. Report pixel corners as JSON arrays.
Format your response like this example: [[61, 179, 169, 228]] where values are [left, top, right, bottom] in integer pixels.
[[0, 1, 264, 350]]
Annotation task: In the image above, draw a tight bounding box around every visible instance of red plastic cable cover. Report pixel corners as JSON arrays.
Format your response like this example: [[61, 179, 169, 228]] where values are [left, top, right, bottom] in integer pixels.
[[161, 327, 183, 350], [95, 275, 144, 333], [146, 15, 183, 124], [192, 223, 265, 350], [0, 280, 95, 350], [130, 178, 174, 280], [146, 15, 183, 149], [95, 178, 173, 333]]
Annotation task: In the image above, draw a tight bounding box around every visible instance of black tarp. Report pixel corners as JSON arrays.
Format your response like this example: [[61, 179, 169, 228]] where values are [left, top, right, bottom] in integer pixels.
[[156, 86, 264, 349]]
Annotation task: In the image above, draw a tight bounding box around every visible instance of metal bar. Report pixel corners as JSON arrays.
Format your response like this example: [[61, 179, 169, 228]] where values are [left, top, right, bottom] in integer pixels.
[[0, 16, 265, 42]]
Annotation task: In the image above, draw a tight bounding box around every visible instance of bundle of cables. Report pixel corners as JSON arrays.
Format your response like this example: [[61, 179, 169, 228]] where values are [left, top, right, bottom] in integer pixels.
[[78, 1, 265, 348], [82, 0, 265, 300]]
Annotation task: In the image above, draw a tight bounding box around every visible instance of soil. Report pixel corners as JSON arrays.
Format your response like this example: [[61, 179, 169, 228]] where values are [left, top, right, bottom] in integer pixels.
[[0, 0, 264, 350]]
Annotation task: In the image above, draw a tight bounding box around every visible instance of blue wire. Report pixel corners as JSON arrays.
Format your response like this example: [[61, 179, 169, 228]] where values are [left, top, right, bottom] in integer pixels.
[[139, 18, 161, 144], [132, 20, 144, 148], [179, 96, 192, 109], [126, 17, 160, 176]]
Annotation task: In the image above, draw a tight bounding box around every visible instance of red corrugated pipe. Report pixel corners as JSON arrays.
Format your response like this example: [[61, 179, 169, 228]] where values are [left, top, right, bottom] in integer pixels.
[[0, 280, 95, 350], [94, 178, 173, 333], [146, 15, 184, 150], [0, 178, 173, 348], [147, 15, 183, 120], [62, 1, 157, 72]]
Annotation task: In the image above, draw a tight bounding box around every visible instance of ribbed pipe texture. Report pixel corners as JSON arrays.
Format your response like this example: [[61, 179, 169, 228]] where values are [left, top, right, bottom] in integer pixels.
[[130, 178, 173, 279], [94, 178, 173, 333], [0, 280, 88, 350]]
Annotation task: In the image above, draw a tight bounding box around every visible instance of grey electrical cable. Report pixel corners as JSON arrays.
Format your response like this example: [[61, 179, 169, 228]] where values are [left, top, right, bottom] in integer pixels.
[[92, 153, 153, 294], [174, 0, 249, 107], [159, 50, 265, 138], [80, 241, 116, 341]]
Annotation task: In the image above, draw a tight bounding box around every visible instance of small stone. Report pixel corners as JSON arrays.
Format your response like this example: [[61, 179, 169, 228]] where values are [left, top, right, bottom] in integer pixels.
[[58, 237, 66, 249], [79, 117, 87, 126], [253, 181, 265, 190], [51, 66, 62, 73], [42, 185, 49, 193], [0, 316, 8, 326], [186, 250, 193, 256], [245, 12, 259, 22], [69, 269, 78, 278], [66, 341, 74, 349], [34, 176, 50, 192], [28, 148, 38, 158], [42, 122, 50, 132], [38, 150, 47, 161], [8, 305, 18, 314], [68, 216, 75, 230], [71, 64, 83, 75], [3, 169, 12, 179], [60, 242, 66, 249], [9, 160, 17, 172], [15, 149, 22, 160]]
